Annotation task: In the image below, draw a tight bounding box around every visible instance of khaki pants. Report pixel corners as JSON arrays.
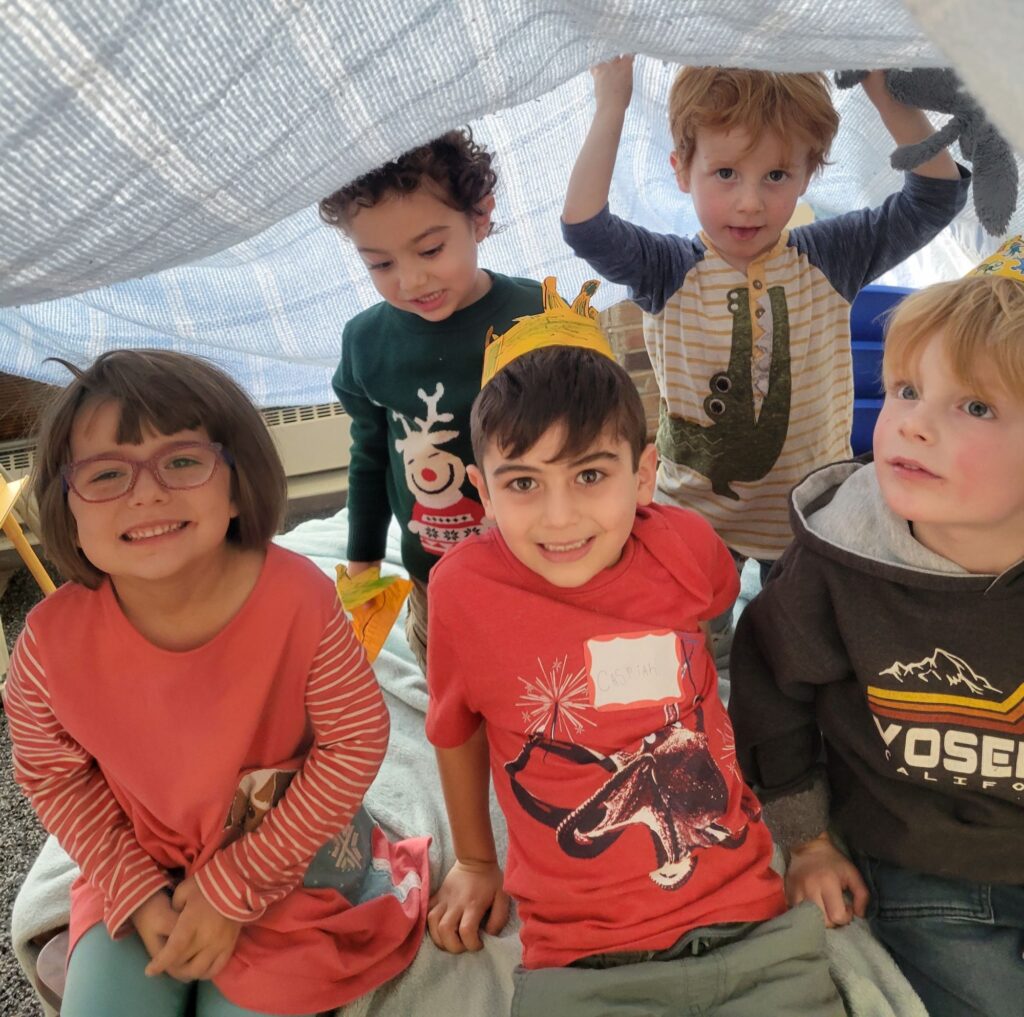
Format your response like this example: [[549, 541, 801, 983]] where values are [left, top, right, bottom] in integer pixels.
[[511, 903, 844, 1017], [404, 576, 429, 674]]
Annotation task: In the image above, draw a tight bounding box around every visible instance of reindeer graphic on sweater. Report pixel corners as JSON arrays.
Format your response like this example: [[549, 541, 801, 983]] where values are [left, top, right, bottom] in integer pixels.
[[394, 383, 486, 556]]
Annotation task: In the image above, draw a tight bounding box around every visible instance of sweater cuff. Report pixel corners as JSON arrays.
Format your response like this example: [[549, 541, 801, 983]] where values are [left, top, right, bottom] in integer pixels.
[[105, 870, 173, 939], [346, 510, 391, 566], [761, 771, 830, 852], [193, 852, 269, 923]]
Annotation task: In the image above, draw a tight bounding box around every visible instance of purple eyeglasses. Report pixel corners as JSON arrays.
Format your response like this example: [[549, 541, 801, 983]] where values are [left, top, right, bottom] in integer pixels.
[[62, 441, 234, 503]]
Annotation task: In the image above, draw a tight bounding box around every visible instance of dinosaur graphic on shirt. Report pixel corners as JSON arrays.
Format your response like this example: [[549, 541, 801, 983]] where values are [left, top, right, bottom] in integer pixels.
[[656, 285, 792, 500]]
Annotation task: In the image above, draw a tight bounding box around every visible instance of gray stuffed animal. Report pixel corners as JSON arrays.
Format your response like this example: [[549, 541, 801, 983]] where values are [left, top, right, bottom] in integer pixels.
[[835, 68, 1018, 236]]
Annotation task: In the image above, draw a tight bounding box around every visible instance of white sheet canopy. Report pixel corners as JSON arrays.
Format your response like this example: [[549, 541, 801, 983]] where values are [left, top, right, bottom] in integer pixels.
[[1, 0, 1021, 403]]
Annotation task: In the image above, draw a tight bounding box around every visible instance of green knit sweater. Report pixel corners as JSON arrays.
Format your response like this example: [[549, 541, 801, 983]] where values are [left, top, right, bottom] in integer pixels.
[[333, 272, 542, 583]]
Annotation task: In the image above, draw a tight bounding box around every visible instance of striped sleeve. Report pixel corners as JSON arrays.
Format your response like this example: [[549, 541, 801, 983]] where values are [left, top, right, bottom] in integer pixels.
[[5, 621, 171, 936], [193, 604, 387, 922], [561, 205, 701, 315]]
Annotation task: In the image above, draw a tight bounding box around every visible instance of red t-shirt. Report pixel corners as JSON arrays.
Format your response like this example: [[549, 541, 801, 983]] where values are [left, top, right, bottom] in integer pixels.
[[426, 503, 786, 968]]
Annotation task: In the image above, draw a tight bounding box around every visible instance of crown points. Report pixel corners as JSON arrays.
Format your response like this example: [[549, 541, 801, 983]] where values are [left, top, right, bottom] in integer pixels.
[[480, 277, 615, 386]]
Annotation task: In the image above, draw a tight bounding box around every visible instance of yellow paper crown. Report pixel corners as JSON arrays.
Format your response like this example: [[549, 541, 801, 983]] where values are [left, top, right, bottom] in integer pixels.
[[968, 235, 1024, 282], [481, 276, 615, 385]]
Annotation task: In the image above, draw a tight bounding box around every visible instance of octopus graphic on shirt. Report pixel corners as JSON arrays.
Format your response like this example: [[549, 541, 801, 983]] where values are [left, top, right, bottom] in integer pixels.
[[505, 628, 757, 890], [393, 382, 486, 555]]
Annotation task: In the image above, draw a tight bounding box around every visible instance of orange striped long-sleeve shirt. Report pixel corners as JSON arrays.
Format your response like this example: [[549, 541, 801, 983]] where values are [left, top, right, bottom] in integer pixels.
[[6, 544, 388, 937]]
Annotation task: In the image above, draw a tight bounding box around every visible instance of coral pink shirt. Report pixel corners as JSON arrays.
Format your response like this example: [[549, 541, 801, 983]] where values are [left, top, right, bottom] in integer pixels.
[[7, 544, 428, 1014]]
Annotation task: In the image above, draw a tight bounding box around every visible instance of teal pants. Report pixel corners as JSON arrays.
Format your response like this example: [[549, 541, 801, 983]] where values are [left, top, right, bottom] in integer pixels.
[[63, 924, 315, 1017]]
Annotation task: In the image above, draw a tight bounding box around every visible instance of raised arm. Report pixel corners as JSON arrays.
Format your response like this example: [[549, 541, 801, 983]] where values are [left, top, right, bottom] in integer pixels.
[[861, 70, 960, 181], [427, 725, 509, 953], [563, 55, 635, 225], [561, 55, 700, 312]]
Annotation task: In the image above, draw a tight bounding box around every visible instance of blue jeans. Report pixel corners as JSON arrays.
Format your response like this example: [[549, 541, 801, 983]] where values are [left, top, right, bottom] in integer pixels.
[[855, 853, 1024, 1017]]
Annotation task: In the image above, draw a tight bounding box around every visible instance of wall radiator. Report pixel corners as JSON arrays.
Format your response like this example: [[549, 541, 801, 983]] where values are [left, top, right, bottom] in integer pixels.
[[0, 402, 351, 564]]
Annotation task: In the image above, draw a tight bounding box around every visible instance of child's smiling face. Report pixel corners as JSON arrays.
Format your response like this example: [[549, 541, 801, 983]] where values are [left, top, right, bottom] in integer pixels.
[[66, 399, 238, 589], [347, 185, 494, 321], [469, 424, 658, 588], [874, 334, 1024, 573], [673, 126, 812, 273]]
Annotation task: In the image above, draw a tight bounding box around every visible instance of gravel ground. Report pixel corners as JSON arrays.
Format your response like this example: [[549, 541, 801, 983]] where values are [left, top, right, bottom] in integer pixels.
[[2, 564, 49, 1017]]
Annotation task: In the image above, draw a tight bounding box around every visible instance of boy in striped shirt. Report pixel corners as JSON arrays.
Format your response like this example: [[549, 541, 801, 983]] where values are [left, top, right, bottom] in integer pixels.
[[562, 58, 967, 599]]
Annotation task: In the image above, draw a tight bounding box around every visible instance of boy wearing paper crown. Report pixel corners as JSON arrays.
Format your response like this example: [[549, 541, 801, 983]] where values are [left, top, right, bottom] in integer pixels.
[[424, 279, 845, 1016], [728, 238, 1024, 1017]]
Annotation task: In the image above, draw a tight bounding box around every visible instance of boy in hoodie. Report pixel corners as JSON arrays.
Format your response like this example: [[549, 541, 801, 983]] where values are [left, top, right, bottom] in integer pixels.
[[424, 279, 844, 1016], [728, 237, 1024, 1017]]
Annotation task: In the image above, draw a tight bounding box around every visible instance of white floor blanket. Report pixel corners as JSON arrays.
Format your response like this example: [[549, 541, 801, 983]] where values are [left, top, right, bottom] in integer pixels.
[[12, 511, 925, 1017]]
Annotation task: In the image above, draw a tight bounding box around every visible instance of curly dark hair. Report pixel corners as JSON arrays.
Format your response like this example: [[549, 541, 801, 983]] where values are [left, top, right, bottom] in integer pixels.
[[319, 129, 497, 230]]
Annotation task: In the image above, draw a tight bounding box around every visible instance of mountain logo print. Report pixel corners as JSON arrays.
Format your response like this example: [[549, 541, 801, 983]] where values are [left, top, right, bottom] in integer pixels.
[[868, 648, 1024, 733], [878, 649, 1002, 698]]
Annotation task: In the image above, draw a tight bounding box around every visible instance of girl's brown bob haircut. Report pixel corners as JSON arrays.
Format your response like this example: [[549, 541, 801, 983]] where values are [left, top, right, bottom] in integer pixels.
[[33, 349, 287, 588], [471, 346, 648, 472], [668, 68, 839, 175], [882, 275, 1024, 397]]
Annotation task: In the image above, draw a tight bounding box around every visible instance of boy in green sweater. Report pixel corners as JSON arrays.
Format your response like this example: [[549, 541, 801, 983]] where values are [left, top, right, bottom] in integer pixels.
[[320, 131, 542, 670]]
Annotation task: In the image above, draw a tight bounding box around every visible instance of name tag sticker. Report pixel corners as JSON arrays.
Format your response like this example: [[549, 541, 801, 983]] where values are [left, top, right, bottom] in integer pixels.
[[585, 630, 684, 710]]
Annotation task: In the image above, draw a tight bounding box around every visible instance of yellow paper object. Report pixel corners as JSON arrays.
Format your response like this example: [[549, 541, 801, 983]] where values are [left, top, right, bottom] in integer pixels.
[[336, 564, 413, 664], [480, 276, 615, 385], [1, 476, 56, 595], [968, 235, 1024, 282]]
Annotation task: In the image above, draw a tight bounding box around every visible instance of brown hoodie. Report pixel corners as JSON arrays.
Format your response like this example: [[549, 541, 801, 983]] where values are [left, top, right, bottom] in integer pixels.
[[729, 459, 1024, 883]]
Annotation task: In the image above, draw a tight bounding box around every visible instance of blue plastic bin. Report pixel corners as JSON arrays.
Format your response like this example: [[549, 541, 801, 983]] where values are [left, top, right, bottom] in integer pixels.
[[848, 284, 912, 454]]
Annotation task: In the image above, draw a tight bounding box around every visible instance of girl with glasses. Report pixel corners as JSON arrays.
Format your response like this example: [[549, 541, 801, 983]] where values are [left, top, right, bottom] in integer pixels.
[[5, 349, 428, 1017]]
